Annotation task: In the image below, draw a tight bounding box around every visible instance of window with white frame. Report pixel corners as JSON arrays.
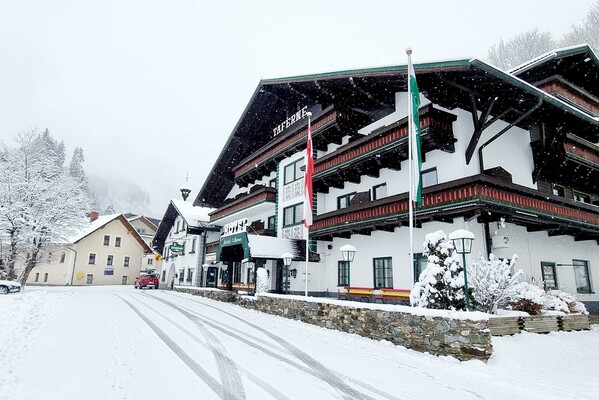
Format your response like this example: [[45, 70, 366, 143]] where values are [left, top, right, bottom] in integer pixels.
[[123, 256, 130, 267], [373, 257, 393, 289], [106, 255, 113, 266], [413, 253, 428, 283], [552, 184, 565, 197], [573, 191, 591, 204], [372, 183, 387, 201], [283, 203, 303, 226], [338, 261, 349, 286], [283, 159, 304, 185], [88, 253, 96, 265], [573, 259, 592, 294], [337, 192, 356, 209], [103, 235, 110, 246], [421, 168, 438, 188]]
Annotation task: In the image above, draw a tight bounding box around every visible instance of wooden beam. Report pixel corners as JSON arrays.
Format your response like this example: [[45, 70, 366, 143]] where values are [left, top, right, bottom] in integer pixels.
[[465, 97, 497, 164]]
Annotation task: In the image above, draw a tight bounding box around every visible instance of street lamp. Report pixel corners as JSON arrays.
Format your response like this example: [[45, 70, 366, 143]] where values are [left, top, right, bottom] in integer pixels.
[[449, 229, 475, 311], [220, 263, 228, 290], [282, 252, 293, 295], [340, 244, 356, 300], [202, 263, 209, 287]]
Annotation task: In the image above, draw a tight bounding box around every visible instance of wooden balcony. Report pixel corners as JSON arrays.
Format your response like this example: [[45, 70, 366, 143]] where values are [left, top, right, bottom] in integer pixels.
[[313, 104, 457, 192], [234, 106, 344, 187], [537, 75, 599, 116], [310, 174, 599, 242], [532, 133, 599, 192], [209, 186, 276, 222]]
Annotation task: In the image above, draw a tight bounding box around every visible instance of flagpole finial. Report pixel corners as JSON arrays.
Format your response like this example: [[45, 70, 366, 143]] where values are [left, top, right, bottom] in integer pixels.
[[307, 111, 312, 117], [406, 47, 413, 56]]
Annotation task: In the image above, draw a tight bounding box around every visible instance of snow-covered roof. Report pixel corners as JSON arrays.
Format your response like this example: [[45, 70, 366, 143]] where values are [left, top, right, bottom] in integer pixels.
[[67, 213, 152, 253], [508, 43, 597, 75], [69, 214, 121, 243], [247, 235, 300, 259], [171, 199, 213, 226]]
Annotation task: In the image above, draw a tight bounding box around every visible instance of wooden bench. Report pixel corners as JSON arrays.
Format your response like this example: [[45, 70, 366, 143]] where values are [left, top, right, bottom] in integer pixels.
[[373, 288, 411, 305], [338, 286, 374, 302]]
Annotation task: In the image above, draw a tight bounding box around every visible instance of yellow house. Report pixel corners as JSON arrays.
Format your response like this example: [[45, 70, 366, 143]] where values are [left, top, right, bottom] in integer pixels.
[[26, 214, 152, 286]]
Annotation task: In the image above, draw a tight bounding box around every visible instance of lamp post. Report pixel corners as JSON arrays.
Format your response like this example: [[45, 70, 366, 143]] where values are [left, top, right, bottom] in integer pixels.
[[340, 244, 356, 300], [220, 263, 228, 290], [282, 252, 293, 295], [449, 229, 475, 311], [202, 263, 209, 287]]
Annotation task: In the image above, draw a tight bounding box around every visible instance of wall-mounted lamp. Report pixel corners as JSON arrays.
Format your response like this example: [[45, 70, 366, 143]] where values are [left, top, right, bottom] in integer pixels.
[[290, 268, 298, 278]]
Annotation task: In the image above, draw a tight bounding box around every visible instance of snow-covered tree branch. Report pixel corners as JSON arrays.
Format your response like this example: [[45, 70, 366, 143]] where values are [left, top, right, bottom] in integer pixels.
[[0, 130, 92, 283]]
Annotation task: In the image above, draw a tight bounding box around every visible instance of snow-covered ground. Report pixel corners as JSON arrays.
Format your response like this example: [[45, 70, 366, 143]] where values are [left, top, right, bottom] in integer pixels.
[[1, 286, 598, 400]]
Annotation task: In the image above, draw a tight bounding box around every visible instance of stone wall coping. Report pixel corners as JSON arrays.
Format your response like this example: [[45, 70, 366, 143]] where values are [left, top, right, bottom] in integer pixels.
[[255, 292, 491, 321]]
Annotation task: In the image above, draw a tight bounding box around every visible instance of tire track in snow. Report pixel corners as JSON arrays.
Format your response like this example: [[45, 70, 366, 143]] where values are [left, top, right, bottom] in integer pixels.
[[148, 293, 404, 400], [162, 292, 489, 400], [115, 295, 234, 399], [130, 294, 246, 400], [138, 293, 292, 400], [158, 291, 378, 400]]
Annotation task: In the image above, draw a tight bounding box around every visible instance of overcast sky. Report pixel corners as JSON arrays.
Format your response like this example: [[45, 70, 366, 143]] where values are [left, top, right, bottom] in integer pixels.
[[1, 0, 596, 217]]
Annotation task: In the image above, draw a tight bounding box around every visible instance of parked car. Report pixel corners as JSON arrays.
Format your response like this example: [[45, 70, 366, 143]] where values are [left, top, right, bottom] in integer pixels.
[[134, 274, 159, 289], [0, 280, 22, 294]]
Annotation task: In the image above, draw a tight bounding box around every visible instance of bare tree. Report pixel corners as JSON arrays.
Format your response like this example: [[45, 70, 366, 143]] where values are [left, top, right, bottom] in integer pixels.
[[562, 1, 599, 52], [0, 130, 92, 283], [487, 28, 557, 70]]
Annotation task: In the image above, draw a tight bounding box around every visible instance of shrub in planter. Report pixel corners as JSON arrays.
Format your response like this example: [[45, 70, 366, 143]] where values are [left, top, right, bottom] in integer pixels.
[[544, 290, 588, 314], [510, 282, 545, 315], [469, 253, 522, 314]]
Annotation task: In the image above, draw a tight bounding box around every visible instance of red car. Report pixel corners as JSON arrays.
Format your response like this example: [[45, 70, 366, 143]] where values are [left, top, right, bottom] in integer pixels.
[[134, 274, 159, 289]]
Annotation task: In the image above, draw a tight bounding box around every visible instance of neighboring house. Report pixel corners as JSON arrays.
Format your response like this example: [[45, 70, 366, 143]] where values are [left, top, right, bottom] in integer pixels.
[[125, 214, 161, 273], [193, 44, 599, 311], [153, 199, 218, 289], [25, 213, 152, 286]]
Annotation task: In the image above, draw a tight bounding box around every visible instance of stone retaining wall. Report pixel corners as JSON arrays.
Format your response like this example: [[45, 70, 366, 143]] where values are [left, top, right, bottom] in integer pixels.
[[175, 287, 492, 362]]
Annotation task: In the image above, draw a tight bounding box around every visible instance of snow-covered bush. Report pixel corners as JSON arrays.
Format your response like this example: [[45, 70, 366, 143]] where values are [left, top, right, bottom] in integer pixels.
[[469, 253, 522, 314], [255, 267, 269, 294], [510, 282, 545, 315], [544, 290, 588, 314], [410, 230, 466, 311], [509, 283, 588, 315]]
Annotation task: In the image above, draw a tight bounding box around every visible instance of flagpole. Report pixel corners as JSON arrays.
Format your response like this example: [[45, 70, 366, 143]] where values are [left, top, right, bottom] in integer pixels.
[[304, 112, 313, 297], [407, 48, 415, 280]]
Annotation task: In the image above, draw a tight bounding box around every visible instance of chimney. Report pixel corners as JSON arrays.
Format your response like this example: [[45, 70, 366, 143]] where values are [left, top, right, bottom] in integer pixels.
[[89, 211, 99, 222]]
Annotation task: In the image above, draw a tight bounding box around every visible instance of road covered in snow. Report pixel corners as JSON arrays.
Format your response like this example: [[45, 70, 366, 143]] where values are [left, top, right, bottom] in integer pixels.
[[1, 286, 598, 400]]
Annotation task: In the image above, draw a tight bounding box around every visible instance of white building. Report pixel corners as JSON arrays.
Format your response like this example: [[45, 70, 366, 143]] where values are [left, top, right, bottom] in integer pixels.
[[153, 198, 218, 289], [193, 45, 599, 312], [25, 213, 152, 286]]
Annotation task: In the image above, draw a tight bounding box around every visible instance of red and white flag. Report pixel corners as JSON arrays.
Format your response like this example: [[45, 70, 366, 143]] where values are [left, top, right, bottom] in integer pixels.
[[303, 113, 314, 227]]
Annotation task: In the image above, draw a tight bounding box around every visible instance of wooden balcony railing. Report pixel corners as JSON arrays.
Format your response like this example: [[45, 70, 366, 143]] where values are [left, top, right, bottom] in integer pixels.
[[233, 106, 339, 186], [209, 186, 276, 222], [313, 105, 456, 191], [310, 175, 599, 240]]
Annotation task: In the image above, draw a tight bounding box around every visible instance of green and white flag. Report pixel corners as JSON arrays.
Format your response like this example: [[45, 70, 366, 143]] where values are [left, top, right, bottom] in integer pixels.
[[408, 56, 423, 206]]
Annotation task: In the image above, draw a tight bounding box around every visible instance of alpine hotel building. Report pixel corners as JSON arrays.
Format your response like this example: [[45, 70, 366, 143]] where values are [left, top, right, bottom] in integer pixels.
[[194, 45, 599, 312]]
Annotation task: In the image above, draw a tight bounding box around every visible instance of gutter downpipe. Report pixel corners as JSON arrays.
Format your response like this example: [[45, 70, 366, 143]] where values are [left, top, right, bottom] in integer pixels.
[[66, 246, 78, 286], [477, 97, 543, 258]]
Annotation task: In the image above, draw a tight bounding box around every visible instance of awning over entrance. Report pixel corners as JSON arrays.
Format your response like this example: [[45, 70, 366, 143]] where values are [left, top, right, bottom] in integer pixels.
[[215, 232, 302, 262]]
